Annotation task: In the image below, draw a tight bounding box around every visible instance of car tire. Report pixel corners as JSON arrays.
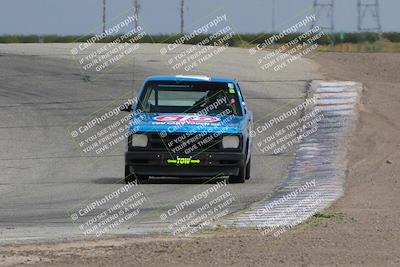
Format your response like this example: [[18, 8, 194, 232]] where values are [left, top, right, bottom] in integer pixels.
[[245, 156, 251, 180], [229, 162, 246, 184], [125, 165, 149, 184]]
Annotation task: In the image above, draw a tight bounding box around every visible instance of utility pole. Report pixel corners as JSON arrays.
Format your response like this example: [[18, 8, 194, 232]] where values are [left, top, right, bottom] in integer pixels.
[[311, 0, 335, 32], [133, 0, 141, 30], [180, 0, 185, 34], [271, 0, 276, 32], [357, 0, 382, 32], [102, 0, 106, 33]]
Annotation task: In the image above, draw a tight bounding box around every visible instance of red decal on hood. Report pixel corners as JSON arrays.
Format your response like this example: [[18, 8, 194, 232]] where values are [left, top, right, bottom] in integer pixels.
[[154, 115, 219, 123]]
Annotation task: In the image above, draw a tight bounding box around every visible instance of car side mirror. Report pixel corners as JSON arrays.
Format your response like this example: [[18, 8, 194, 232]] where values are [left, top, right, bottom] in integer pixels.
[[121, 104, 133, 112]]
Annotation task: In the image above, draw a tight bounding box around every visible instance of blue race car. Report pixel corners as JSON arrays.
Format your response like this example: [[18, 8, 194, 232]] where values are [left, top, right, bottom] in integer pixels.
[[123, 75, 253, 184]]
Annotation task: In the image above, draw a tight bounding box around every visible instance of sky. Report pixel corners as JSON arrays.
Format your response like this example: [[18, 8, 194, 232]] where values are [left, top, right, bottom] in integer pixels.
[[0, 0, 399, 35]]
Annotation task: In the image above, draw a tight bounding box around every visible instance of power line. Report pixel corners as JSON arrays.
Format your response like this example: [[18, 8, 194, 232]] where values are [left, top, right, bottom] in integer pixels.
[[103, 0, 385, 35]]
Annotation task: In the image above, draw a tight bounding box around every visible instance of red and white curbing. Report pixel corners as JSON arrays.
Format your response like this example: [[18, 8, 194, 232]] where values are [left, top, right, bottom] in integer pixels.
[[225, 81, 362, 230]]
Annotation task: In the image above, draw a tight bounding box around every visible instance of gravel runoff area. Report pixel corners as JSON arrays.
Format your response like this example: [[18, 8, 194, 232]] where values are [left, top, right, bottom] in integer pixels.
[[1, 52, 399, 267]]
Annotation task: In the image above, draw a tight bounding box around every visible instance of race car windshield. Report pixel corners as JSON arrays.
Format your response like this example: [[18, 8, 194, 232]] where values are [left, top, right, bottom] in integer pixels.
[[137, 81, 243, 116]]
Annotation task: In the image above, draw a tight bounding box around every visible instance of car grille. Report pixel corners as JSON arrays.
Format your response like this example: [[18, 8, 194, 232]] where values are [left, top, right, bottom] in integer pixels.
[[148, 133, 223, 153]]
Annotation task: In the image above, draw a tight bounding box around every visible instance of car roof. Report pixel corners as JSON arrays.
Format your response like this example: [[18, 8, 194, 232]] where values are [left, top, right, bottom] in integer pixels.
[[145, 75, 237, 83]]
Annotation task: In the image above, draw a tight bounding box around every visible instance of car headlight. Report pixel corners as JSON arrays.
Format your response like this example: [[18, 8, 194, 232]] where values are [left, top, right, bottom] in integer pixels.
[[222, 136, 240, 149], [131, 134, 148, 147]]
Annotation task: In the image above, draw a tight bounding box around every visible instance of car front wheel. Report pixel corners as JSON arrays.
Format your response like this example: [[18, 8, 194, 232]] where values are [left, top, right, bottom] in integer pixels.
[[228, 158, 249, 184], [124, 165, 149, 184], [245, 156, 251, 180]]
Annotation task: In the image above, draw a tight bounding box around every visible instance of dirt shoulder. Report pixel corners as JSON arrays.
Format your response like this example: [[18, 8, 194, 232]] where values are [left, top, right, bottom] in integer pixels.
[[1, 52, 400, 267]]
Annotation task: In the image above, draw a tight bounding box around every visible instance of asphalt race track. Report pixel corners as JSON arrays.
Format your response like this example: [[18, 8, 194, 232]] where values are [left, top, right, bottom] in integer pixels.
[[0, 43, 321, 243]]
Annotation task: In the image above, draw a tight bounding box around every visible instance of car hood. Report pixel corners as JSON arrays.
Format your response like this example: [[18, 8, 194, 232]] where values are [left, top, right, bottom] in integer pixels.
[[129, 113, 245, 135]]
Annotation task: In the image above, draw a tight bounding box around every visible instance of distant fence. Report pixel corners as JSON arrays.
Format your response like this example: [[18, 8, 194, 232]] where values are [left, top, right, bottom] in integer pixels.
[[0, 32, 399, 45]]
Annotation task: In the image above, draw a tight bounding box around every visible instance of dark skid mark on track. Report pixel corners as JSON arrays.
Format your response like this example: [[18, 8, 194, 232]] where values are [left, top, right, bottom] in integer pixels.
[[92, 177, 226, 185]]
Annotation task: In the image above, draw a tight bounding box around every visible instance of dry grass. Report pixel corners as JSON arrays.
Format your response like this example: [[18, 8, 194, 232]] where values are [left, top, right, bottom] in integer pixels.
[[317, 39, 400, 53]]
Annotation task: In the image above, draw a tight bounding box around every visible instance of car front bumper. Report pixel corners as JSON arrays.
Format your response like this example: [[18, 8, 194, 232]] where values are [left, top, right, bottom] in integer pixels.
[[125, 150, 246, 177]]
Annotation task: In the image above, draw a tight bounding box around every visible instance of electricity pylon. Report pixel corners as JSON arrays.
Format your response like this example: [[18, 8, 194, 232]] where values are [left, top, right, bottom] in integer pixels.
[[311, 0, 335, 32], [271, 0, 276, 32], [357, 0, 382, 32], [102, 0, 106, 33], [180, 0, 185, 34], [133, 0, 141, 30]]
